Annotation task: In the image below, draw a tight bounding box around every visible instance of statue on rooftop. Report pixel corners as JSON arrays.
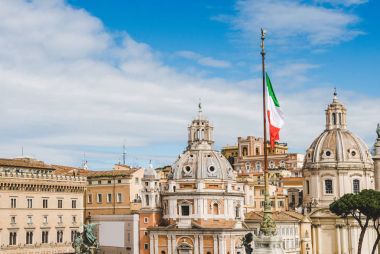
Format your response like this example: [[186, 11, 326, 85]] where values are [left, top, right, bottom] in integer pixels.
[[377, 123, 380, 139]]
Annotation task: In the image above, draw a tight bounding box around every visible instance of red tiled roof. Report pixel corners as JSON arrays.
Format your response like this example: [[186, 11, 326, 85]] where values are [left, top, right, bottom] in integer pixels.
[[245, 211, 304, 222], [0, 158, 53, 170]]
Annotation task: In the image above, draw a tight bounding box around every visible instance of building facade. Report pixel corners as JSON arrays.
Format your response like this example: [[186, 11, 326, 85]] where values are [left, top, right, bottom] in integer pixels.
[[83, 165, 144, 254], [302, 93, 377, 254], [149, 110, 249, 254], [0, 158, 86, 254]]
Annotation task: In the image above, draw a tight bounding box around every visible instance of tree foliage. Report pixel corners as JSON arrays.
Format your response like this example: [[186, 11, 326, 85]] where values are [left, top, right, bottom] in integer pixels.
[[330, 189, 380, 254]]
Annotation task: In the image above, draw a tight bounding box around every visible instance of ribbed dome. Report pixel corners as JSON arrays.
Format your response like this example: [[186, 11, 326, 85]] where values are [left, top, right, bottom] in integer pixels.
[[172, 149, 234, 180], [304, 128, 373, 169], [304, 93, 373, 170]]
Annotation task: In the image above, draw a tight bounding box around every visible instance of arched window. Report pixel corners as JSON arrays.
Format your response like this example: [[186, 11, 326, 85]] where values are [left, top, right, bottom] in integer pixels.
[[242, 147, 248, 156], [332, 113, 336, 125], [255, 162, 261, 172], [256, 147, 260, 155], [212, 203, 219, 215], [161, 251, 166, 254], [353, 179, 360, 194], [325, 179, 333, 194]]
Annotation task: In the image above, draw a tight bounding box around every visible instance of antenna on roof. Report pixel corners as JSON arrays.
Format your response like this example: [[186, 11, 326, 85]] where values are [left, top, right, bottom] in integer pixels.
[[123, 140, 126, 165], [82, 152, 88, 170]]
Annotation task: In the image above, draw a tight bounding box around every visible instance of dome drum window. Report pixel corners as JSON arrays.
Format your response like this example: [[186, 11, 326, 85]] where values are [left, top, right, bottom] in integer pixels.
[[321, 149, 334, 160], [207, 165, 217, 177], [182, 166, 192, 177], [348, 149, 358, 158]]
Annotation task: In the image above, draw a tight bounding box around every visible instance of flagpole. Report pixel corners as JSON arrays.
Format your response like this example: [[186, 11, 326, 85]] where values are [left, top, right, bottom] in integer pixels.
[[260, 28, 276, 236]]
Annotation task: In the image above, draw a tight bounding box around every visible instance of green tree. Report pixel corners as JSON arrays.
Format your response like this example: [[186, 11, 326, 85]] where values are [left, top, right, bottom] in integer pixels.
[[330, 189, 380, 254]]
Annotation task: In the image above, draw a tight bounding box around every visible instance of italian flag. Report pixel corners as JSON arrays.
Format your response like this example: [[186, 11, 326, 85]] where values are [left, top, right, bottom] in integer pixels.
[[266, 73, 284, 148]]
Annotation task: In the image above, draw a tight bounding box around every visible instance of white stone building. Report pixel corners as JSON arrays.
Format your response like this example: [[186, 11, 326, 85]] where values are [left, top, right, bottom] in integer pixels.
[[302, 92, 378, 254]]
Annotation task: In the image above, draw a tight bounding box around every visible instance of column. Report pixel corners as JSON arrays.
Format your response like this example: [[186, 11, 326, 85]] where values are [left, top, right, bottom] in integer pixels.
[[172, 235, 177, 254], [336, 226, 341, 254], [194, 234, 199, 254], [199, 235, 204, 254], [218, 235, 224, 254], [317, 225, 322, 254], [154, 234, 159, 254], [312, 225, 317, 254], [230, 236, 235, 254], [150, 235, 154, 254], [213, 235, 218, 254], [168, 234, 172, 254]]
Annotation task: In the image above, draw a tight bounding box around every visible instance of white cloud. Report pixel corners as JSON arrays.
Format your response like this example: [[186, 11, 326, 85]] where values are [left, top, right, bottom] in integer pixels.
[[221, 0, 363, 46], [316, 0, 368, 6], [176, 50, 231, 68], [0, 0, 378, 169]]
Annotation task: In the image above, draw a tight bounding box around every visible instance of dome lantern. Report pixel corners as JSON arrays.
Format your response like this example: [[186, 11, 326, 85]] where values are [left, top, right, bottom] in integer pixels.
[[325, 89, 347, 130]]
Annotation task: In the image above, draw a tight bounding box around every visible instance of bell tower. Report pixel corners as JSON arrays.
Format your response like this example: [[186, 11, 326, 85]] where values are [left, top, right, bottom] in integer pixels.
[[187, 102, 214, 150], [325, 89, 347, 130]]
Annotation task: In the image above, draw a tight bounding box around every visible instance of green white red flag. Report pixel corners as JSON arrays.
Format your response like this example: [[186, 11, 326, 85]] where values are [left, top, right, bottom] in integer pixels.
[[266, 73, 284, 148]]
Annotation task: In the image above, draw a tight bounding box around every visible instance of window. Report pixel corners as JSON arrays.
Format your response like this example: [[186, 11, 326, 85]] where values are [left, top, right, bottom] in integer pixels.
[[260, 201, 265, 208], [43, 199, 48, 208], [57, 230, 63, 243], [255, 147, 260, 155], [58, 199, 63, 209], [117, 193, 122, 203], [118, 179, 122, 184], [42, 231, 49, 244], [245, 163, 250, 172], [144, 243, 149, 249], [353, 179, 360, 194], [26, 231, 33, 244], [306, 180, 310, 194], [71, 230, 77, 242], [10, 216, 16, 224], [144, 231, 148, 236], [135, 177, 139, 184], [27, 198, 33, 208], [11, 198, 16, 208], [145, 182, 149, 186], [108, 180, 111, 184], [97, 194, 102, 203], [72, 215, 77, 223], [332, 113, 336, 125], [278, 201, 284, 207], [9, 232, 17, 245], [144, 217, 149, 223], [269, 161, 275, 169], [98, 180, 101, 185], [72, 200, 77, 208], [88, 194, 92, 204], [212, 203, 219, 215], [325, 179, 333, 194], [255, 162, 261, 171], [145, 195, 149, 206], [181, 205, 190, 216], [43, 215, 48, 224], [107, 194, 112, 203], [58, 215, 63, 224], [127, 232, 130, 242]]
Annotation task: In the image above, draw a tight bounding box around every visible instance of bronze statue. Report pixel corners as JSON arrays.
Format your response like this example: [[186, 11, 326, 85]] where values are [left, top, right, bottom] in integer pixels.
[[72, 223, 99, 254], [377, 123, 380, 139], [242, 232, 254, 254]]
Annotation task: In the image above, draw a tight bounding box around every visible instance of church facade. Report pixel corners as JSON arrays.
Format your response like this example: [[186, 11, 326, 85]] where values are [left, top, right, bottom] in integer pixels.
[[147, 109, 249, 254], [303, 92, 378, 254]]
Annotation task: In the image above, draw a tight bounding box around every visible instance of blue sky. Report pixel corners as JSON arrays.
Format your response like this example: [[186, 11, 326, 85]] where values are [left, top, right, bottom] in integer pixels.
[[0, 0, 379, 169]]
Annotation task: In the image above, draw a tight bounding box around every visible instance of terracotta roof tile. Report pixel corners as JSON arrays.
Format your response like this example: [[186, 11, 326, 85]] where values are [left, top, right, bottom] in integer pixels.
[[0, 158, 53, 170], [245, 211, 304, 222]]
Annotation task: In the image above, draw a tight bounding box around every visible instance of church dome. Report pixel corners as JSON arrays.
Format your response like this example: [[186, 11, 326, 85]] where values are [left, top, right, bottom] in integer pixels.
[[304, 92, 373, 170], [170, 104, 234, 181], [172, 149, 234, 180]]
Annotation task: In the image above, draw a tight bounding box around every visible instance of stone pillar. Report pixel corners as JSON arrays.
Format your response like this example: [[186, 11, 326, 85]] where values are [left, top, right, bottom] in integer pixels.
[[230, 236, 235, 254], [172, 235, 177, 254], [213, 235, 218, 254], [154, 234, 159, 254], [199, 235, 204, 254], [312, 225, 317, 254], [317, 225, 322, 254], [194, 234, 199, 254], [336, 226, 341, 254], [218, 235, 225, 254], [150, 235, 154, 254], [168, 235, 172, 254], [374, 137, 380, 191]]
